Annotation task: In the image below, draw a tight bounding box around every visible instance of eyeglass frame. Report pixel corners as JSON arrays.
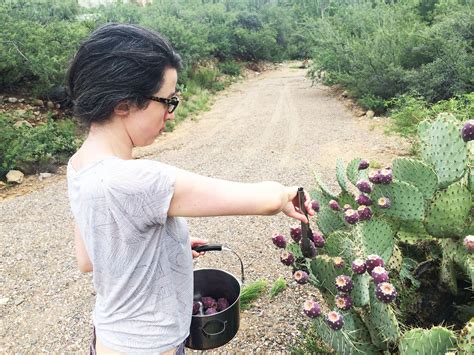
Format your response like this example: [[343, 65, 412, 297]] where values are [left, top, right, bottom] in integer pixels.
[[147, 95, 180, 114]]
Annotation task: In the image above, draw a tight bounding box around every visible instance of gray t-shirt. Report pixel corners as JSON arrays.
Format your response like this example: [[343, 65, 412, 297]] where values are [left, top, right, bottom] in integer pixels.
[[67, 156, 193, 353]]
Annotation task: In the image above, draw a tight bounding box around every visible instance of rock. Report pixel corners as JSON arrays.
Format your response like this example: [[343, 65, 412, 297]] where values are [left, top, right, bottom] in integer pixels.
[[33, 111, 40, 116], [0, 298, 9, 305], [18, 98, 25, 103], [355, 109, 366, 117], [33, 99, 44, 107], [341, 91, 349, 98], [13, 120, 33, 129], [39, 173, 53, 181], [47, 101, 55, 109], [0, 181, 6, 189], [6, 170, 24, 184], [8, 97, 18, 103], [366, 110, 375, 119]]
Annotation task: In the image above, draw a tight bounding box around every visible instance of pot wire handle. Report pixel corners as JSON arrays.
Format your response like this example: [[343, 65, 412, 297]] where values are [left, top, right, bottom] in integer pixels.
[[201, 319, 227, 337], [192, 244, 245, 284]]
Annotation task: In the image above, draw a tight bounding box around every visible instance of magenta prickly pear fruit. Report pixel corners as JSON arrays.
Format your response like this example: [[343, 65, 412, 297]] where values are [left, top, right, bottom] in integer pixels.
[[271, 232, 287, 248], [351, 258, 366, 274], [463, 235, 474, 253], [205, 307, 218, 315], [303, 299, 322, 318], [333, 256, 345, 269], [329, 200, 340, 211], [326, 311, 344, 330], [280, 250, 295, 266], [301, 239, 317, 258], [379, 168, 393, 184], [368, 170, 382, 184], [343, 203, 352, 211], [461, 120, 474, 142], [371, 266, 389, 284], [294, 270, 309, 284], [335, 294, 353, 311], [356, 194, 373, 206], [335, 275, 353, 293], [377, 197, 391, 209], [289, 226, 302, 243], [192, 301, 200, 315], [358, 159, 370, 170], [344, 209, 359, 225], [311, 199, 320, 212], [216, 298, 230, 312], [366, 254, 384, 273], [357, 205, 372, 221], [312, 232, 325, 248], [375, 282, 397, 303], [356, 179, 372, 194], [201, 296, 217, 309]]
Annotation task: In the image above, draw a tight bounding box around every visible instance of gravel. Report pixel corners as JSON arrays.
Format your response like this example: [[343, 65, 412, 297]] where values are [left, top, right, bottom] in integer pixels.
[[0, 63, 410, 353]]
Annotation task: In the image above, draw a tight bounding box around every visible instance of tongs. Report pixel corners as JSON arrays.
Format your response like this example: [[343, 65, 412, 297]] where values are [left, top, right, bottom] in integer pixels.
[[297, 187, 316, 258]]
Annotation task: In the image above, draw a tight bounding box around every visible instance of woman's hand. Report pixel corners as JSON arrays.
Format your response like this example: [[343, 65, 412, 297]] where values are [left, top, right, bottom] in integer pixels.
[[190, 237, 208, 259], [281, 187, 315, 223]]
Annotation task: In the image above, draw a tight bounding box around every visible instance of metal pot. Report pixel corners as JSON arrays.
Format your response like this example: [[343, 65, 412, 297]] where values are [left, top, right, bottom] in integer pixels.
[[185, 244, 244, 350]]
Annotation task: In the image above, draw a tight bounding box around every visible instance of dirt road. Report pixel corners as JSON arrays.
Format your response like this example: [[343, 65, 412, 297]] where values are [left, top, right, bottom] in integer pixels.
[[0, 63, 410, 352]]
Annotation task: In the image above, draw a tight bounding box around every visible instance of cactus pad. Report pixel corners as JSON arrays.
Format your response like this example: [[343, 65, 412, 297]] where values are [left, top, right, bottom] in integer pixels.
[[458, 317, 474, 354], [347, 158, 369, 186], [392, 157, 438, 200], [372, 181, 425, 222], [424, 181, 471, 238], [352, 274, 371, 307], [314, 172, 339, 200], [355, 217, 395, 262], [399, 327, 457, 355], [317, 205, 347, 236], [336, 158, 349, 192], [310, 255, 344, 298], [418, 114, 467, 188]]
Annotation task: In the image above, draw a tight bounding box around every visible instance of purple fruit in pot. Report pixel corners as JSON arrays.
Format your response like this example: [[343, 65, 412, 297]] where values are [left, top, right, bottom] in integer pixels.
[[357, 205, 372, 221], [463, 235, 474, 253], [192, 301, 201, 315], [358, 159, 370, 170], [371, 266, 389, 284], [271, 232, 287, 248], [356, 179, 372, 194], [205, 307, 218, 315], [375, 282, 397, 303], [333, 256, 345, 269], [290, 226, 302, 243], [366, 254, 384, 273], [356, 194, 373, 206], [351, 258, 366, 274], [368, 170, 381, 184], [280, 250, 295, 266], [201, 296, 217, 309], [301, 239, 317, 258], [378, 197, 391, 209], [344, 209, 359, 225], [303, 300, 322, 318], [335, 294, 353, 311], [294, 270, 309, 284], [379, 168, 393, 184], [329, 200, 340, 211], [335, 275, 353, 293], [461, 120, 474, 142], [217, 298, 230, 312], [311, 199, 320, 213], [312, 232, 325, 248], [326, 311, 344, 330]]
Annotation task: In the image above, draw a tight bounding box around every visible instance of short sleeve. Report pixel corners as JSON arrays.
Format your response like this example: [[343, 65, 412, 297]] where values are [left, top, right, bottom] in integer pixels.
[[105, 159, 177, 227]]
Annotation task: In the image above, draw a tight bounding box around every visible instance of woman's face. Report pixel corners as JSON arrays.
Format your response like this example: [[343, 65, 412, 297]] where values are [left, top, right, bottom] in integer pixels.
[[124, 67, 178, 147]]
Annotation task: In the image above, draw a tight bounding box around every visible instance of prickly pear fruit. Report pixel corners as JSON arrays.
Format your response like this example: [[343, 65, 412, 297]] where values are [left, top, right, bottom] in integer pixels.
[[335, 294, 353, 311], [329, 200, 340, 211], [303, 299, 322, 318], [377, 197, 391, 209], [311, 199, 320, 212], [333, 256, 345, 269], [357, 205, 372, 221], [311, 232, 325, 248], [290, 226, 302, 243], [368, 170, 381, 184], [366, 254, 384, 273], [280, 251, 295, 266], [344, 209, 359, 224], [371, 266, 389, 284], [192, 301, 200, 315], [343, 203, 352, 211], [358, 159, 370, 170], [356, 179, 372, 193], [272, 233, 287, 248], [335, 275, 353, 293], [463, 235, 474, 253], [375, 282, 397, 303], [205, 307, 217, 315], [351, 258, 367, 274], [461, 120, 474, 142], [201, 296, 217, 309], [217, 298, 230, 312], [379, 168, 393, 184], [326, 311, 344, 330], [356, 194, 373, 206], [294, 270, 309, 284]]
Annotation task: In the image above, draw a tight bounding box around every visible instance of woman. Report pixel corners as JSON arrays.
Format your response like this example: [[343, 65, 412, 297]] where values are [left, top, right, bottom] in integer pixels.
[[66, 23, 314, 354]]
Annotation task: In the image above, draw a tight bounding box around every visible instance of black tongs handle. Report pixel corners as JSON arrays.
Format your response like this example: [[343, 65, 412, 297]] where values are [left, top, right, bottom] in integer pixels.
[[297, 187, 310, 223], [192, 243, 222, 253]]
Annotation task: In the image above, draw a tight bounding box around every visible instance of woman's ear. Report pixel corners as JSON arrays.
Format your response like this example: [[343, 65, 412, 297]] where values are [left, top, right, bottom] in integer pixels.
[[114, 102, 130, 116]]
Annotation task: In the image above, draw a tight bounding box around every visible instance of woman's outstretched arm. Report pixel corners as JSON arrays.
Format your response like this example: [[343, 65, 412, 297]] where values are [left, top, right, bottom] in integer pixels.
[[168, 168, 314, 222]]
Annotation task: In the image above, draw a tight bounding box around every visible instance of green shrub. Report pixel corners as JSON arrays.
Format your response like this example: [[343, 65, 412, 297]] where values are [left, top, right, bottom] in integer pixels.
[[218, 60, 242, 76], [0, 113, 78, 179]]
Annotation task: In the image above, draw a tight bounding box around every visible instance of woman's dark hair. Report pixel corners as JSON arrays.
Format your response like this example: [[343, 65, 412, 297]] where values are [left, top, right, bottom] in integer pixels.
[[67, 23, 182, 127]]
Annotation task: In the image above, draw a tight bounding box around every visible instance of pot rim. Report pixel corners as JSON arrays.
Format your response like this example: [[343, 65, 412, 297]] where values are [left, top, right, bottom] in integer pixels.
[[192, 268, 241, 318]]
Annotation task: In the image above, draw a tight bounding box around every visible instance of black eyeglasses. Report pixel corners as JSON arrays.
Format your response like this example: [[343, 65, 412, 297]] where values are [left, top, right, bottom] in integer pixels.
[[147, 95, 180, 114]]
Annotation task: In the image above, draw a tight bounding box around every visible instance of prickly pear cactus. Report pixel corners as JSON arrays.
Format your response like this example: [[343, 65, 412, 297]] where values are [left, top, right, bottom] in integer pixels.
[[392, 157, 438, 200], [458, 317, 474, 354], [399, 327, 457, 354]]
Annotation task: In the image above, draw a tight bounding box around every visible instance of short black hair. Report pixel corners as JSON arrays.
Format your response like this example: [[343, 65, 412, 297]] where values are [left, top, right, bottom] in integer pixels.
[[67, 23, 182, 127]]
